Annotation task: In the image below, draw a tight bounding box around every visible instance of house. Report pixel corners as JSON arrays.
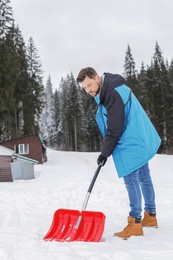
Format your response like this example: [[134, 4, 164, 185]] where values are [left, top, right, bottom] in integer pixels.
[[0, 145, 39, 182], [0, 146, 14, 182], [0, 133, 47, 164]]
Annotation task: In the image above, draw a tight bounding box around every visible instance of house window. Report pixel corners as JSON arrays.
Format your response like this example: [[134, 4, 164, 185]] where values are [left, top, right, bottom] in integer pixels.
[[14, 144, 29, 154]]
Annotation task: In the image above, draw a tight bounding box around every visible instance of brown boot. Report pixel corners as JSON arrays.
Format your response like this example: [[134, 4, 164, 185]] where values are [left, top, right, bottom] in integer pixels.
[[141, 211, 158, 227], [114, 216, 143, 239]]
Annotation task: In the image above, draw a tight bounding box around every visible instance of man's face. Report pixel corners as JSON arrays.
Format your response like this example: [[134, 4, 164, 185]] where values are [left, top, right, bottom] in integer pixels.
[[80, 75, 101, 97]]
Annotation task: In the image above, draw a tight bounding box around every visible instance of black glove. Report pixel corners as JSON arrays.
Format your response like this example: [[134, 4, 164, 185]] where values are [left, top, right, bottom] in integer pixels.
[[97, 154, 107, 166]]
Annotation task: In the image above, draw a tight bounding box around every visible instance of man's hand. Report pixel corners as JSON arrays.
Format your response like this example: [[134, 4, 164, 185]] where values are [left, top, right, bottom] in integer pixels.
[[97, 154, 107, 166]]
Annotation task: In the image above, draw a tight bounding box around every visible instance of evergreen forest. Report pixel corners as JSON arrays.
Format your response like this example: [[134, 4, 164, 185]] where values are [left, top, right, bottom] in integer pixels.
[[1, 0, 173, 154]]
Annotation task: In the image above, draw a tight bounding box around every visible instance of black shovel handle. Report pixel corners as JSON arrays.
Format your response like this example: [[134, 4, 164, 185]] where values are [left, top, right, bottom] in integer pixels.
[[81, 163, 103, 211], [87, 164, 102, 193]]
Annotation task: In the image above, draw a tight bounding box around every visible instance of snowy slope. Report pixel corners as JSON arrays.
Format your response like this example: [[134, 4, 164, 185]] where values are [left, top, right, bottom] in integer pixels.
[[0, 148, 173, 260]]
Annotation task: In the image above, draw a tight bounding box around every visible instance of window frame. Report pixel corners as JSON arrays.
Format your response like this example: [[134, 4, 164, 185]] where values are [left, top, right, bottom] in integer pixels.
[[14, 144, 29, 155]]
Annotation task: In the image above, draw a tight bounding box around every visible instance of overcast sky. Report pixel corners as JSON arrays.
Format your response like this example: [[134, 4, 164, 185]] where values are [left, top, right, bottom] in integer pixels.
[[11, 0, 173, 90]]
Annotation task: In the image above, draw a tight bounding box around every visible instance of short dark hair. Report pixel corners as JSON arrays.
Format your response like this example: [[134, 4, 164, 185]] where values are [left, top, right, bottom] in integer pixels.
[[76, 67, 97, 83]]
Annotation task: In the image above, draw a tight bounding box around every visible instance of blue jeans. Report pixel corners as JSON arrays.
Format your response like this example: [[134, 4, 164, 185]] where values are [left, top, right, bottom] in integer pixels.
[[123, 163, 156, 219]]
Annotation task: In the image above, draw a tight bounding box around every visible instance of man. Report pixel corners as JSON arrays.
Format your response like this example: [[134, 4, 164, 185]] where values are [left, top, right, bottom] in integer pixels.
[[76, 67, 161, 239]]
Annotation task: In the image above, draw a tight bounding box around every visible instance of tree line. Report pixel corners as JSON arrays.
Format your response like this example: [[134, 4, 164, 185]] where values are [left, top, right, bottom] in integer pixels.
[[0, 0, 44, 139], [41, 43, 173, 155], [1, 0, 173, 154], [40, 74, 101, 152]]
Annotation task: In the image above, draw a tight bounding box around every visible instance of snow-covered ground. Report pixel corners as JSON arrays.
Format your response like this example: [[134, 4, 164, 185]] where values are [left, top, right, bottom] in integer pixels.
[[0, 148, 173, 260]]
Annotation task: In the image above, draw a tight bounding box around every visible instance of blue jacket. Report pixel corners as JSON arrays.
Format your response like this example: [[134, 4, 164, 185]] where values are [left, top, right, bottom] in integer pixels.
[[95, 73, 161, 178]]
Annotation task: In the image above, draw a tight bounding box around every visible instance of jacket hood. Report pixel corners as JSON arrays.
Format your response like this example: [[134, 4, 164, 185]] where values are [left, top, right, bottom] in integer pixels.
[[100, 73, 125, 103]]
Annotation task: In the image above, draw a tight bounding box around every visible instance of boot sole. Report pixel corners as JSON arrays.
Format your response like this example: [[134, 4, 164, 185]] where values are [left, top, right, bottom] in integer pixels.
[[113, 234, 144, 240], [142, 225, 158, 228]]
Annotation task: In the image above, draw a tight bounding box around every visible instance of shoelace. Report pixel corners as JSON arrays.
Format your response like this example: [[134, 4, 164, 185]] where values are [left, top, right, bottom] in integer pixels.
[[124, 222, 133, 233]]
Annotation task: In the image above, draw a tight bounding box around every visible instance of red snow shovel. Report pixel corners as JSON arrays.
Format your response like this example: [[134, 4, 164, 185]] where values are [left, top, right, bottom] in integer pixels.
[[43, 164, 106, 242]]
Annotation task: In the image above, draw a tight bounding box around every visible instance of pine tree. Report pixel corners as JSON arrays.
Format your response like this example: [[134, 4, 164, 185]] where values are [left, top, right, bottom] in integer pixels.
[[0, 0, 15, 139], [52, 88, 60, 147], [143, 65, 156, 120], [0, 0, 13, 37], [24, 37, 44, 134], [40, 76, 56, 147], [137, 62, 150, 111], [0, 24, 20, 139], [151, 42, 170, 153], [123, 44, 136, 79], [12, 26, 30, 137], [0, 1, 45, 139], [57, 76, 70, 150], [166, 59, 173, 153], [67, 73, 84, 151], [57, 73, 86, 151], [123, 44, 139, 97]]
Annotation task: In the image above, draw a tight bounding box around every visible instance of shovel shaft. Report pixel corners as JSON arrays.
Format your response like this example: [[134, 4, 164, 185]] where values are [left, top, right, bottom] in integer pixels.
[[81, 192, 90, 211], [81, 164, 102, 211], [74, 165, 102, 230], [88, 164, 102, 193]]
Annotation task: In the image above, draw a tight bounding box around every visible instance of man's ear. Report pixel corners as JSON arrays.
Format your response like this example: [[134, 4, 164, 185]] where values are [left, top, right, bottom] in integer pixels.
[[95, 74, 101, 84]]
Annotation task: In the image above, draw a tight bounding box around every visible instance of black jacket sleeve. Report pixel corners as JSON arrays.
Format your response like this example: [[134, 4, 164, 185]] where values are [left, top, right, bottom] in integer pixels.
[[101, 90, 124, 157]]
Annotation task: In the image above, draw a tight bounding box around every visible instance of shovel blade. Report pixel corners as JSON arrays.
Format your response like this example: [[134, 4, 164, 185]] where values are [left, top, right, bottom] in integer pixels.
[[43, 209, 105, 242]]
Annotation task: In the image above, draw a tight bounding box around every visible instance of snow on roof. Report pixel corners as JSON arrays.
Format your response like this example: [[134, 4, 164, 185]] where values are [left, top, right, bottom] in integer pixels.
[[0, 145, 38, 164], [0, 145, 15, 156]]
